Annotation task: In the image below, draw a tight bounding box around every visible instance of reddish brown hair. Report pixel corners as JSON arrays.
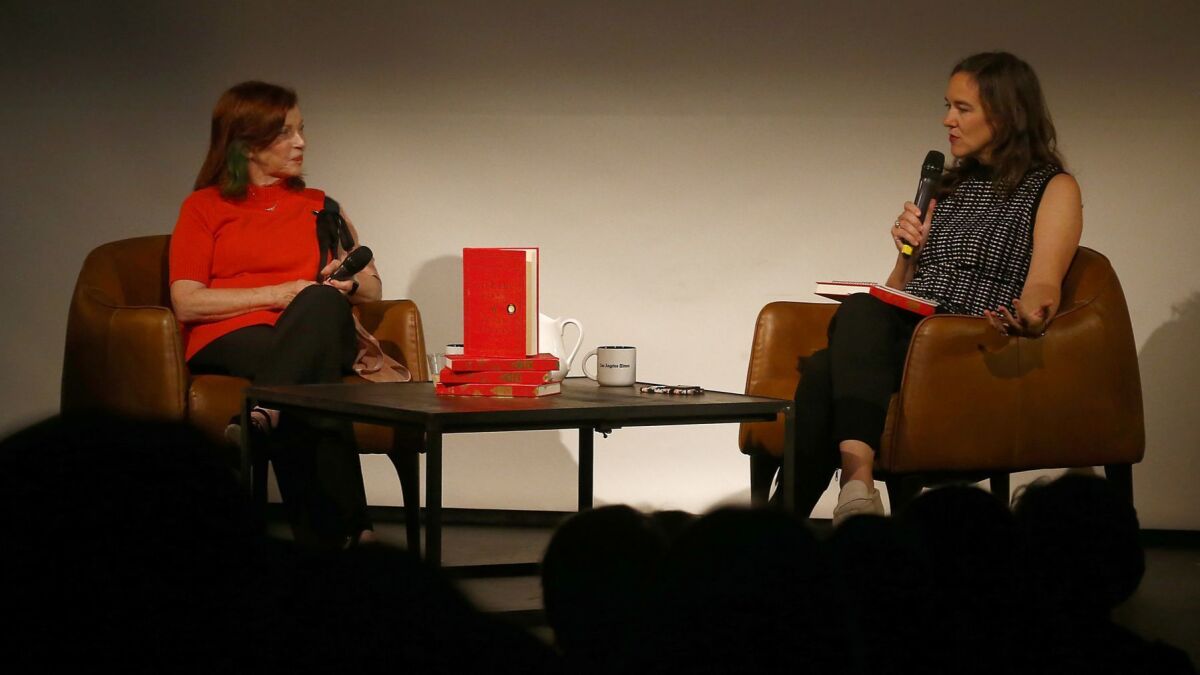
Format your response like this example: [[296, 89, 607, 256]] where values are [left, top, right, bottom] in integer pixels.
[[193, 81, 304, 198]]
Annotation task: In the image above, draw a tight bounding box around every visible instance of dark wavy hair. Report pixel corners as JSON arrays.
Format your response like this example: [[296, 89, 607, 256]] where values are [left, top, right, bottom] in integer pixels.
[[941, 52, 1065, 196], [193, 81, 305, 199]]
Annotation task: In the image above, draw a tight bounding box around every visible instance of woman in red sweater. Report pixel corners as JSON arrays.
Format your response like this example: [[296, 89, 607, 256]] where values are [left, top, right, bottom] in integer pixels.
[[170, 81, 382, 548]]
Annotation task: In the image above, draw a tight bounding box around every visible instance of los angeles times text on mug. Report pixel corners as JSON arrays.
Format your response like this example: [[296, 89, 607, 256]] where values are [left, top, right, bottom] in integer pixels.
[[582, 345, 636, 386]]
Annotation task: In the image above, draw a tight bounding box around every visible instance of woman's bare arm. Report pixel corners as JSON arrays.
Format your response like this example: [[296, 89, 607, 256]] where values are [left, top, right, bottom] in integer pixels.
[[170, 279, 313, 323], [984, 173, 1083, 336]]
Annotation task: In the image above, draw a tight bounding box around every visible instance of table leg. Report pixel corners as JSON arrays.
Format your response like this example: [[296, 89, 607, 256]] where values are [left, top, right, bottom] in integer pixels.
[[578, 427, 594, 511], [426, 426, 442, 566], [388, 427, 422, 557], [239, 398, 253, 494], [782, 402, 796, 512]]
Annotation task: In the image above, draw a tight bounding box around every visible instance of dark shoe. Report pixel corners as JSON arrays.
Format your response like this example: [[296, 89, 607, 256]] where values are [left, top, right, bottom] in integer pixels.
[[224, 407, 275, 448]]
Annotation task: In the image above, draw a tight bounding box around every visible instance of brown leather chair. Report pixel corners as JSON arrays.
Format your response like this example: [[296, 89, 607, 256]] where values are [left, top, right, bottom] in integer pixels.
[[62, 235, 429, 547], [739, 247, 1144, 512]]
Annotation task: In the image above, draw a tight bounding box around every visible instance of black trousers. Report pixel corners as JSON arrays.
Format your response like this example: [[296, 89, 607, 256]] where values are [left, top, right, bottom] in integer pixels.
[[783, 293, 923, 516], [190, 284, 369, 545]]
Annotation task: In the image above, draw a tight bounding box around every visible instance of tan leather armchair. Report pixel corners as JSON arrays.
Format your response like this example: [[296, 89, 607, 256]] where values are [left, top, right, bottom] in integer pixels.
[[740, 247, 1144, 511], [62, 235, 429, 544]]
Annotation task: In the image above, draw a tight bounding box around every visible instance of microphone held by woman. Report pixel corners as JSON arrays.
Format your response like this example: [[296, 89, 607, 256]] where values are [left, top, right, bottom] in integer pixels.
[[327, 246, 373, 281], [900, 150, 945, 257]]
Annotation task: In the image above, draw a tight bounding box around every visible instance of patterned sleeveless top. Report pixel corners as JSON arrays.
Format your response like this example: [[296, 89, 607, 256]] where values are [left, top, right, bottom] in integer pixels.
[[904, 164, 1062, 315]]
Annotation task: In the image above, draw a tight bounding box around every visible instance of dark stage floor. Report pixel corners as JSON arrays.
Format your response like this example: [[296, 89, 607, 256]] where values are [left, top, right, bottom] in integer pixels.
[[267, 513, 1200, 663]]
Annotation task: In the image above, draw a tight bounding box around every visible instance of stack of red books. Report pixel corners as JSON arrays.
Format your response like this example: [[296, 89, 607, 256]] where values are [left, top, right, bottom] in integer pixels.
[[435, 354, 562, 397], [438, 246, 561, 397]]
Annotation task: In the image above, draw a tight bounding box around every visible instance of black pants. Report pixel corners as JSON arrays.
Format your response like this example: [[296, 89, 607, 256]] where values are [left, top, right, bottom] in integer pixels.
[[190, 284, 369, 545], [782, 294, 923, 516]]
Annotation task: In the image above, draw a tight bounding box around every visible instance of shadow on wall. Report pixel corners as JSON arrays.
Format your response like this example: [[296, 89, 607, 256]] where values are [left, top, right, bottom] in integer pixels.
[[407, 255, 464, 352], [1135, 292, 1200, 529], [404, 255, 580, 510]]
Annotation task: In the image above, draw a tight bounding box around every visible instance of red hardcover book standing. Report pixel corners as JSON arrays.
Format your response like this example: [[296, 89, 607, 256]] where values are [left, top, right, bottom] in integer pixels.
[[463, 247, 539, 357]]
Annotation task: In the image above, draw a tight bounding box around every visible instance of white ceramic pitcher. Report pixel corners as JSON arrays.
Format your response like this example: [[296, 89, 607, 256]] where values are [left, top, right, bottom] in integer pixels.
[[538, 313, 584, 382]]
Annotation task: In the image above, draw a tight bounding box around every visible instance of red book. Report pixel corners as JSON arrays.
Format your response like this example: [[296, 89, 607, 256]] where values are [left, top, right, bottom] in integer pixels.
[[435, 382, 562, 397], [439, 368, 556, 385], [814, 281, 939, 317], [463, 247, 539, 357], [446, 353, 559, 372]]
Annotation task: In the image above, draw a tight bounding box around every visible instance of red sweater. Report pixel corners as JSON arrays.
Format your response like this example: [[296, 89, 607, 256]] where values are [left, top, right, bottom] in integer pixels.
[[169, 183, 326, 361]]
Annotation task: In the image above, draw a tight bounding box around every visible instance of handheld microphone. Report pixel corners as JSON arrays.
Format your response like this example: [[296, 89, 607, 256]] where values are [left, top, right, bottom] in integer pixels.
[[328, 246, 373, 281], [901, 150, 945, 258]]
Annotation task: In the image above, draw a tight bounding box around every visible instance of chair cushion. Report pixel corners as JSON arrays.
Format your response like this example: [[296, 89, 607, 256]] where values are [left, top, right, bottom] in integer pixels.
[[189, 375, 250, 444]]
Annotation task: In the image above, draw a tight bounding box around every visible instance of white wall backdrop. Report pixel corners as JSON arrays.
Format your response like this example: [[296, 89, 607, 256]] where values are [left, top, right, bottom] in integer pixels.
[[3, 1, 1197, 528]]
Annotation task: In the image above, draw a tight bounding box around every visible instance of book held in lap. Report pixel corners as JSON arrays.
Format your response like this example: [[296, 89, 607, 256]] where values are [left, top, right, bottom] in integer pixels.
[[814, 281, 938, 316]]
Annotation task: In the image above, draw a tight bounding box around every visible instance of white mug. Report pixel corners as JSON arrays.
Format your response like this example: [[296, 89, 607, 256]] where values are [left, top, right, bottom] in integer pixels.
[[582, 346, 637, 386]]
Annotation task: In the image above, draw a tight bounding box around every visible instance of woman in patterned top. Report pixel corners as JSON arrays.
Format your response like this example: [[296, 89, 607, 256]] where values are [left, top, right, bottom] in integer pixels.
[[781, 52, 1083, 524]]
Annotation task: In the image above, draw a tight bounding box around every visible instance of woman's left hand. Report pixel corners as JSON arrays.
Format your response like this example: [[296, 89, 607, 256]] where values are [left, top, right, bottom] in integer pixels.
[[319, 257, 357, 295], [983, 299, 1052, 337]]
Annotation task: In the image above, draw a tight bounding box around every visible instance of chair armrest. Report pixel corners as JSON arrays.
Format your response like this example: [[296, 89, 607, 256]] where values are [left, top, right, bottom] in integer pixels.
[[1007, 279, 1144, 467], [881, 286, 1144, 472], [354, 299, 429, 381], [880, 313, 1017, 471], [739, 301, 838, 456], [61, 286, 188, 420]]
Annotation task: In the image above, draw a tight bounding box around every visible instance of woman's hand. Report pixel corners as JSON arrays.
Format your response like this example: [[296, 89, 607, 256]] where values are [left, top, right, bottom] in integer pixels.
[[317, 208, 383, 302], [891, 198, 936, 255], [272, 279, 316, 309], [983, 297, 1053, 338], [885, 199, 936, 288], [319, 257, 358, 295]]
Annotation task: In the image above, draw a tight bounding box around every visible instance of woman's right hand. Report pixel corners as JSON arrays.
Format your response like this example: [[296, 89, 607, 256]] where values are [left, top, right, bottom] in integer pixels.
[[891, 199, 936, 255], [272, 279, 315, 309]]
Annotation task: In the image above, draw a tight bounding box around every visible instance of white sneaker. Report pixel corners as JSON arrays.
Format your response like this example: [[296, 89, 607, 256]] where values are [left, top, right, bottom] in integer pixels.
[[832, 480, 884, 527]]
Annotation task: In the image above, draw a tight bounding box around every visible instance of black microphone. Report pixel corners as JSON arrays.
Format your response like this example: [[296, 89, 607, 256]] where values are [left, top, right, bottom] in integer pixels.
[[901, 150, 945, 258], [328, 246, 373, 281]]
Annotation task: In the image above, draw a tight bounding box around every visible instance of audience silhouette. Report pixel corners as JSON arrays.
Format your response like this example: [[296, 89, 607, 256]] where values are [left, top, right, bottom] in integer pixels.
[[1013, 474, 1194, 674], [629, 507, 850, 673], [0, 414, 559, 673], [1, 414, 1192, 674], [897, 484, 1024, 674], [541, 505, 675, 673]]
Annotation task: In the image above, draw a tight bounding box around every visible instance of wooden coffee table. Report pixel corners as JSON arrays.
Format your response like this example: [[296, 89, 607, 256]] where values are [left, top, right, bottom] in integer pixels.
[[243, 378, 794, 565]]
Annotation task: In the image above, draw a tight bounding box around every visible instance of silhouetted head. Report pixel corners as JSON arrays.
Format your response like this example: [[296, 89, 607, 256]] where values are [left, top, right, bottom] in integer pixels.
[[1013, 473, 1144, 616], [640, 507, 846, 673], [0, 413, 263, 669], [898, 485, 1022, 674], [541, 505, 667, 668], [829, 515, 932, 675], [899, 484, 1017, 591]]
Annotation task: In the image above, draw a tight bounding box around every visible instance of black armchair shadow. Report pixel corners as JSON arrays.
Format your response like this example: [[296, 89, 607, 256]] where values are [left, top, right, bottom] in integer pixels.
[[1132, 291, 1200, 526]]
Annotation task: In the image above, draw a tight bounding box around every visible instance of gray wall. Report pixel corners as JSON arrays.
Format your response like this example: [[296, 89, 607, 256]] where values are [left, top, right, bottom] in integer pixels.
[[3, 1, 1197, 527]]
